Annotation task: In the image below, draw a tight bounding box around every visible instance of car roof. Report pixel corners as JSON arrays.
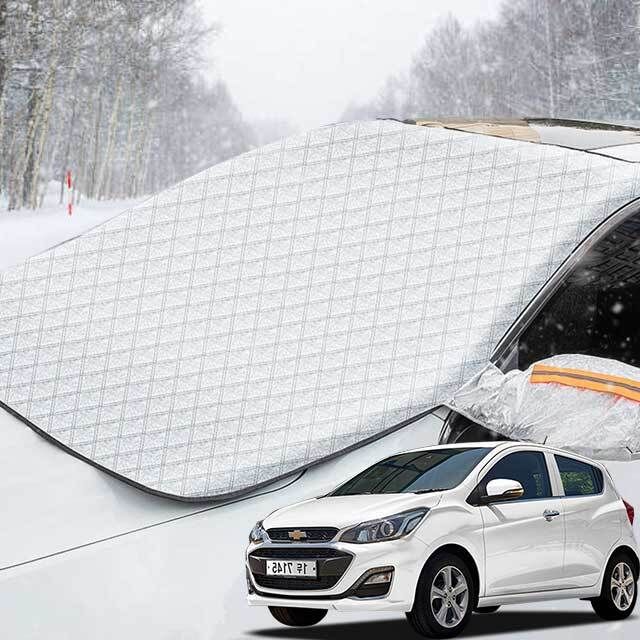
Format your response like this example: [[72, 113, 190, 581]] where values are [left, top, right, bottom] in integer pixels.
[[399, 441, 509, 455], [397, 441, 603, 467], [407, 117, 640, 159]]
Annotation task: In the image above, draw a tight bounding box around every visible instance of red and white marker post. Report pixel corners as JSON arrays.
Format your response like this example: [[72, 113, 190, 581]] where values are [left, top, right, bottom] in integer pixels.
[[66, 170, 73, 216]]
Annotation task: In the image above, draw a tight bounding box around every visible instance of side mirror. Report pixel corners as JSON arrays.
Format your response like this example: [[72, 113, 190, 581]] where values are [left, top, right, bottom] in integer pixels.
[[482, 478, 524, 504]]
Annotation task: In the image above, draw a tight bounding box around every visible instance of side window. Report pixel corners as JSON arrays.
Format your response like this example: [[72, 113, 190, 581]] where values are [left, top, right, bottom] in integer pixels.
[[555, 455, 603, 496], [502, 209, 640, 371], [483, 451, 552, 500]]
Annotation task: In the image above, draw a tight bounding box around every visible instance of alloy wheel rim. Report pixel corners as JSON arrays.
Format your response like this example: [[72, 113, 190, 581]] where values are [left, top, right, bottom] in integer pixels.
[[430, 566, 469, 628], [611, 562, 635, 611]]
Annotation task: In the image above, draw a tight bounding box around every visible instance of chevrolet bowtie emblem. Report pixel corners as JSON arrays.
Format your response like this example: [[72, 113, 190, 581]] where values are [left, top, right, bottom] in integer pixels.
[[288, 529, 307, 541]]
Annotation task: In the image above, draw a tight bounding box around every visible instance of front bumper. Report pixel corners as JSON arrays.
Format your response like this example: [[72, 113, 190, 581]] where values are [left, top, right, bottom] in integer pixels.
[[245, 537, 428, 612], [247, 591, 409, 612]]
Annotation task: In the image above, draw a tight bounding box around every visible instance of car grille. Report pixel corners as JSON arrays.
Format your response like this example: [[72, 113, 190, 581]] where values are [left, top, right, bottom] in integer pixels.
[[252, 547, 345, 559], [267, 527, 338, 543], [249, 547, 352, 591]]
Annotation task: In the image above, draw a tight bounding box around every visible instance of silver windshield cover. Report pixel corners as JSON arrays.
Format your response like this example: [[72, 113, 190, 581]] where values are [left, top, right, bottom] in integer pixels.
[[0, 120, 638, 500]]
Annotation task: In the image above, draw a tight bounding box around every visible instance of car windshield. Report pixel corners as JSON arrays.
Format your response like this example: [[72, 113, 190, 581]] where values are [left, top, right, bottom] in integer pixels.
[[330, 447, 491, 496]]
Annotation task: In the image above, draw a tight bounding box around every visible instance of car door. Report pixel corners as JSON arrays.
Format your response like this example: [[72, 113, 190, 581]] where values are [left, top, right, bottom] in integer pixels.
[[553, 454, 623, 589], [477, 449, 567, 596]]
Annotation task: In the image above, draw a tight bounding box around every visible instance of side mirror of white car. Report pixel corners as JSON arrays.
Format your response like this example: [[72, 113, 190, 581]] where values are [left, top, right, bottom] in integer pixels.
[[482, 478, 525, 504]]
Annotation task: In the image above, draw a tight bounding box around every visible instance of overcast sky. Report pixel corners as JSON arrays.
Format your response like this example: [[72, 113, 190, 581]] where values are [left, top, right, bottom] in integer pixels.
[[199, 0, 502, 132]]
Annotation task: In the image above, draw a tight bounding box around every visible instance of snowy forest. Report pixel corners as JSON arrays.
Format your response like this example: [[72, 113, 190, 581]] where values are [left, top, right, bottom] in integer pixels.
[[346, 0, 640, 126], [2, 0, 640, 212], [0, 0, 251, 211]]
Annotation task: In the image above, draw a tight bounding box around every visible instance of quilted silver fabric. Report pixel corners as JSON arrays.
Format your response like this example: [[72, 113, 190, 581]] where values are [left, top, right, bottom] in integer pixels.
[[447, 355, 640, 460], [1, 120, 639, 500]]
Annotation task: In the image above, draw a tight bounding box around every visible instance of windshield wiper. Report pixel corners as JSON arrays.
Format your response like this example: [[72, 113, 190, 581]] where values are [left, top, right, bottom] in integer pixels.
[[413, 488, 448, 494]]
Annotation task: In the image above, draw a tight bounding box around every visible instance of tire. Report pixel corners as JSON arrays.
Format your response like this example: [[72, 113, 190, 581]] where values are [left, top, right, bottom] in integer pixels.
[[591, 552, 638, 621], [474, 606, 500, 614], [406, 552, 476, 638], [268, 606, 327, 627]]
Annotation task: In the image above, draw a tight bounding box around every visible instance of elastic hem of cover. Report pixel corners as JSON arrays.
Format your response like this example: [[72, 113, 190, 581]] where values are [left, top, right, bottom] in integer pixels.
[[0, 397, 437, 502]]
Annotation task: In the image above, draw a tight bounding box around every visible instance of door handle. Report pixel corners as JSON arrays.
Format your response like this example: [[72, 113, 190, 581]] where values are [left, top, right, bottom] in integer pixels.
[[543, 509, 560, 522]]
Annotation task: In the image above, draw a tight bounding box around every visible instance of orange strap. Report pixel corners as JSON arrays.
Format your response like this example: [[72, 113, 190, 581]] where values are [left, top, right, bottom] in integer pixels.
[[530, 364, 640, 403]]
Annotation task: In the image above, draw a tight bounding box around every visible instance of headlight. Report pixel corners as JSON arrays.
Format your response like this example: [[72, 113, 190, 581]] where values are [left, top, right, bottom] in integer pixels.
[[339, 508, 429, 544], [249, 521, 268, 544]]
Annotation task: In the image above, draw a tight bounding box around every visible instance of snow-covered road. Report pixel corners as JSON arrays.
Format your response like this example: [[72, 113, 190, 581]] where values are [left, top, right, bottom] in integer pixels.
[[0, 185, 142, 270], [0, 196, 637, 639]]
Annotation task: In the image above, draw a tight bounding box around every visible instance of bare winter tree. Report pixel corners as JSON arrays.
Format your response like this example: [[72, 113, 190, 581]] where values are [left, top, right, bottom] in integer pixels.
[[0, 0, 253, 211], [345, 0, 640, 125]]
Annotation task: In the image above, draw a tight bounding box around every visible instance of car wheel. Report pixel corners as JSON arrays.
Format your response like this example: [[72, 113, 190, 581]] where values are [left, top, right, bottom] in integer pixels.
[[474, 606, 500, 614], [268, 606, 327, 627], [407, 552, 475, 638], [591, 553, 638, 620]]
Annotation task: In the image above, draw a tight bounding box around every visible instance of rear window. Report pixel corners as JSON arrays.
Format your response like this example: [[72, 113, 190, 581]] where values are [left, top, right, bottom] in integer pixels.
[[330, 447, 491, 496], [555, 455, 604, 496]]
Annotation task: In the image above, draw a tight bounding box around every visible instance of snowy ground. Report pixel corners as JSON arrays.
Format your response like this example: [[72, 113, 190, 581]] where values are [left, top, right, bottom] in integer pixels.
[[0, 194, 638, 639], [0, 182, 143, 270]]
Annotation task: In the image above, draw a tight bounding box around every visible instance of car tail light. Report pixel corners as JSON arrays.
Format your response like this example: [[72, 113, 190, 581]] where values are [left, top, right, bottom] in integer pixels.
[[623, 499, 635, 525]]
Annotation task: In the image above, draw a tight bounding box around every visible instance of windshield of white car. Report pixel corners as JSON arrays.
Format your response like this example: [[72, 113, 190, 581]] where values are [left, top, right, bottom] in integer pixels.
[[329, 447, 491, 496]]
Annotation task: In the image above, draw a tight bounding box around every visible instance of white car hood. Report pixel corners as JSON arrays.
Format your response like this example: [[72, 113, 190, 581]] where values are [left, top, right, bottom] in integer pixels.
[[264, 493, 442, 530]]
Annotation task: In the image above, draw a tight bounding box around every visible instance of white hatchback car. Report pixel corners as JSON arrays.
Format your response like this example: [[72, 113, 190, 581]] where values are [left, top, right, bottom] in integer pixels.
[[246, 442, 638, 638]]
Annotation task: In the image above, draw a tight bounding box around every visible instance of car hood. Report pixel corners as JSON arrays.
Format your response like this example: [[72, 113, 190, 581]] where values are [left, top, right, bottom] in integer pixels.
[[263, 493, 443, 530]]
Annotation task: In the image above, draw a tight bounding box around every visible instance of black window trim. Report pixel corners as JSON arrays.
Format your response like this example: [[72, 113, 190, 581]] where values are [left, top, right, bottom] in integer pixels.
[[491, 197, 640, 370], [468, 448, 555, 506]]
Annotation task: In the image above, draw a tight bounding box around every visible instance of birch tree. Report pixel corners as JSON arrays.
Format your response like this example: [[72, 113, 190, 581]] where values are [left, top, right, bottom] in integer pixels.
[[346, 0, 640, 126], [1, 0, 252, 210]]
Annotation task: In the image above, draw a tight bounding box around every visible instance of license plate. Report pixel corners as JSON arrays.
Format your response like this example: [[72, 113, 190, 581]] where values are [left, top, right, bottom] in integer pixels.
[[265, 560, 317, 578]]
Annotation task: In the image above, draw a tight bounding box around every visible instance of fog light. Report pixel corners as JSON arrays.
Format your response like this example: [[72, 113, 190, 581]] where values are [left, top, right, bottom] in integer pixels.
[[363, 569, 394, 585], [352, 567, 395, 598]]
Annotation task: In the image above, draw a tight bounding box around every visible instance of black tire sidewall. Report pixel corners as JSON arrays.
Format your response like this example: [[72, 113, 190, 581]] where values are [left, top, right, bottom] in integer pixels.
[[410, 552, 476, 638], [598, 554, 638, 617]]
